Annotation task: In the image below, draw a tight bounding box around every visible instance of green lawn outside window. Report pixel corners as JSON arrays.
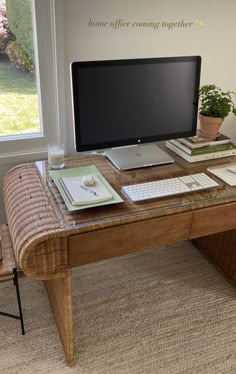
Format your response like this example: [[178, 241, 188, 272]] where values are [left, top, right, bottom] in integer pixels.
[[0, 55, 40, 137]]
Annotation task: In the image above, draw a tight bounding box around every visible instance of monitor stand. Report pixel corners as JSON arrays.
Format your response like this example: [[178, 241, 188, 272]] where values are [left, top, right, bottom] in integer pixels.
[[105, 143, 174, 170]]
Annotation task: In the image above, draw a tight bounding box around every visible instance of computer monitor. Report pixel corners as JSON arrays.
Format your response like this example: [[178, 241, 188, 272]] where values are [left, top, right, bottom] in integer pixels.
[[71, 56, 201, 170]]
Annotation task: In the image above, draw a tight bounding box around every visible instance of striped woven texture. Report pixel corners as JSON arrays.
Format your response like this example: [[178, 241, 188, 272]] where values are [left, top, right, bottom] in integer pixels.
[[0, 224, 15, 281], [0, 241, 236, 374]]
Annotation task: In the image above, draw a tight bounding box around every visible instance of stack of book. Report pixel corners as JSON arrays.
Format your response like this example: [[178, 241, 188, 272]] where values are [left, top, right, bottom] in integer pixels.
[[165, 134, 236, 162]]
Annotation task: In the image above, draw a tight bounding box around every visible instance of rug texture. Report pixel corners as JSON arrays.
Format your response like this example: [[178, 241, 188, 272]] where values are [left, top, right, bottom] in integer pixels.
[[0, 241, 236, 374]]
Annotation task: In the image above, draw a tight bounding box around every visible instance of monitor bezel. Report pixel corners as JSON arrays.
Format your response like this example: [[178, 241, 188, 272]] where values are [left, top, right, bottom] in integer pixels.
[[71, 56, 201, 152]]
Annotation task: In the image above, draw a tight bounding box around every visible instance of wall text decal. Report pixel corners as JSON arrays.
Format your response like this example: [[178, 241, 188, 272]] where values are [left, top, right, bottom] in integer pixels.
[[88, 19, 204, 30]]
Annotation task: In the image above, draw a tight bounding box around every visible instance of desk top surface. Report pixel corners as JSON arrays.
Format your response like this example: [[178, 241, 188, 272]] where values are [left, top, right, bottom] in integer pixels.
[[35, 147, 236, 231]]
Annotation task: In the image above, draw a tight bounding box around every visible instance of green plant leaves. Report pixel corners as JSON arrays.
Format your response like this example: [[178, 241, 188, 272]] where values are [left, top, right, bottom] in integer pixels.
[[199, 84, 236, 118]]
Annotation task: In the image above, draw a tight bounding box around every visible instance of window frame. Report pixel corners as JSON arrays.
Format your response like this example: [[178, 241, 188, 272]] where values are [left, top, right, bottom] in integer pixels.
[[0, 0, 65, 164]]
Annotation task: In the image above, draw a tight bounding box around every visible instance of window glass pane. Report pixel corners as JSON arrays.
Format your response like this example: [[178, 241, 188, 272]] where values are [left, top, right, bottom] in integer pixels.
[[0, 0, 40, 138], [0, 0, 63, 162]]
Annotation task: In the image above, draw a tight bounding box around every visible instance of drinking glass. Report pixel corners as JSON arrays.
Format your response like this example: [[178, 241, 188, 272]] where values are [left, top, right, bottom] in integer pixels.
[[48, 143, 65, 169]]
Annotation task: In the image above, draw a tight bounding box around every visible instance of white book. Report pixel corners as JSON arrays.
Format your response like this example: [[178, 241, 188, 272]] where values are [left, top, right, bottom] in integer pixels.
[[59, 174, 113, 205], [165, 141, 236, 163]]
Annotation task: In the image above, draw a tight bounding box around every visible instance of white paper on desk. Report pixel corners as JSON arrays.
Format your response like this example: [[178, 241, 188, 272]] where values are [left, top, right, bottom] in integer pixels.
[[207, 164, 236, 186]]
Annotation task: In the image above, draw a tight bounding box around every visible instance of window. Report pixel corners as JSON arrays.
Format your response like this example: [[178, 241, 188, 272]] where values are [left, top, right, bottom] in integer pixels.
[[0, 0, 65, 163], [0, 0, 41, 138]]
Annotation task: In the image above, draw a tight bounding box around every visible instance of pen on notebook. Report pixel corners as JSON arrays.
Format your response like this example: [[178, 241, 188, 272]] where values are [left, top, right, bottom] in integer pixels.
[[72, 181, 98, 195], [226, 168, 236, 175], [79, 184, 98, 195]]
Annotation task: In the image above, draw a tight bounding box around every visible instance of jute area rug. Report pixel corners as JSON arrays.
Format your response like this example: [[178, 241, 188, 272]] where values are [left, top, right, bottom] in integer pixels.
[[0, 241, 236, 374]]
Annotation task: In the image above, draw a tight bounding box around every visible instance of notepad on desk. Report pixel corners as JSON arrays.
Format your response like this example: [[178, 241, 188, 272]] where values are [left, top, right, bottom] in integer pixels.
[[59, 175, 113, 205], [207, 163, 236, 186], [49, 165, 123, 211]]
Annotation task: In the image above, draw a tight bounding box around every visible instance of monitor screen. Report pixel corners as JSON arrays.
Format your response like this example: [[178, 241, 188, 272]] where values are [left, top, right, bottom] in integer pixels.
[[71, 56, 201, 169]]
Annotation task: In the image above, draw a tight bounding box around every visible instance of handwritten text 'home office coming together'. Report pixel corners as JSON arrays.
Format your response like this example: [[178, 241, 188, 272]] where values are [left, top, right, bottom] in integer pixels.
[[88, 19, 194, 30]]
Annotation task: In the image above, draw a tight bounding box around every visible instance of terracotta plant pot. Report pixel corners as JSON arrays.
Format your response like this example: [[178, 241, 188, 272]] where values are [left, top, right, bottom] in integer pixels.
[[199, 113, 224, 140]]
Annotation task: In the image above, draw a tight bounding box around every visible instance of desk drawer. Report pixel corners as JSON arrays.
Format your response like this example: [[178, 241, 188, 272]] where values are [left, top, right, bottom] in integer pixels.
[[69, 212, 192, 267], [190, 202, 236, 238]]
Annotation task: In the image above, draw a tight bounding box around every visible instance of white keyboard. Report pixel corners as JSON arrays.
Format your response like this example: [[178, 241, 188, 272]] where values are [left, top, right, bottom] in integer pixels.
[[121, 173, 219, 202]]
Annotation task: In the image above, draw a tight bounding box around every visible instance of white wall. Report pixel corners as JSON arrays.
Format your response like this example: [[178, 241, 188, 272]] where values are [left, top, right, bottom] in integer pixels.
[[1, 0, 236, 223]]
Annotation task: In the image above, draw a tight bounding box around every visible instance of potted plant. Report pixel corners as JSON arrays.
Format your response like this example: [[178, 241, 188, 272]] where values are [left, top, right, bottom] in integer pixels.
[[199, 84, 236, 139]]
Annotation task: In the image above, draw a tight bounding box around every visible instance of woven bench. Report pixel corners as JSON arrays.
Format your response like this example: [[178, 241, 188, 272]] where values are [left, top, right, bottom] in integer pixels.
[[0, 224, 25, 335]]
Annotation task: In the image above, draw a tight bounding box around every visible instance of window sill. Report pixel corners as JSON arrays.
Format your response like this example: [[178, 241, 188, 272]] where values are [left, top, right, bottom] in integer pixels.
[[0, 149, 47, 165]]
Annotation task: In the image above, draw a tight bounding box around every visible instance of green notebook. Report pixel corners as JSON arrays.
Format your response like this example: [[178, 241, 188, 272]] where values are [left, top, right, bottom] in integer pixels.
[[49, 165, 123, 211]]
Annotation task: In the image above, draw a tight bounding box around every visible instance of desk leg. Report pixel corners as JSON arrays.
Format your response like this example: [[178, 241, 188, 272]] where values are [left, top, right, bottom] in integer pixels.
[[44, 270, 74, 367], [193, 230, 236, 285]]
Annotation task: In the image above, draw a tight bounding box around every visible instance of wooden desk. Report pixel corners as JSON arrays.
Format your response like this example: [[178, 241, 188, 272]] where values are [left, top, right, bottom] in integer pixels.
[[3, 149, 236, 366]]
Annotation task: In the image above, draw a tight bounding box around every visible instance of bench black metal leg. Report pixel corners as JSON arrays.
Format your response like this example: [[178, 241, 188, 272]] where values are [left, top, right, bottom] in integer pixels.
[[0, 268, 25, 335], [13, 268, 25, 335]]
